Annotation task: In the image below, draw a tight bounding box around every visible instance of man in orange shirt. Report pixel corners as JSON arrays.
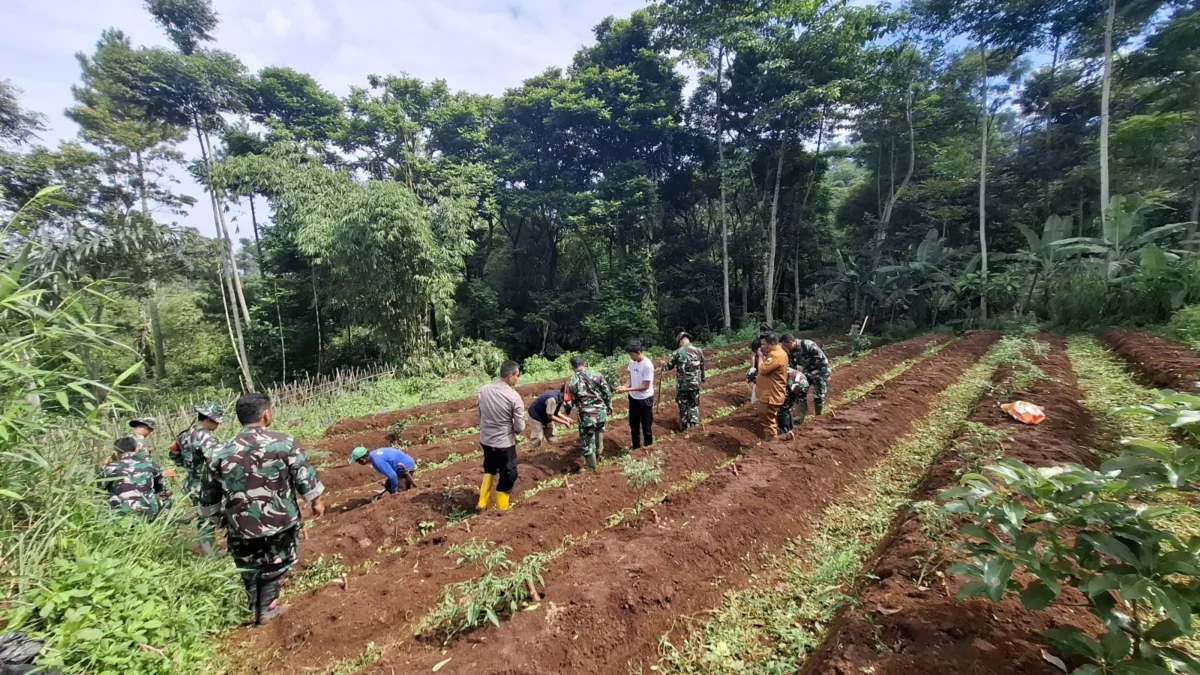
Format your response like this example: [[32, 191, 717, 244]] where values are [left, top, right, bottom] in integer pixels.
[[754, 334, 789, 438]]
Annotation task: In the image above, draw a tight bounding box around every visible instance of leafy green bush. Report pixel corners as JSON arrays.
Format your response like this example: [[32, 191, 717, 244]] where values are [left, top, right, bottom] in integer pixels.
[[942, 389, 1200, 674], [1166, 304, 1200, 350], [0, 190, 244, 674]]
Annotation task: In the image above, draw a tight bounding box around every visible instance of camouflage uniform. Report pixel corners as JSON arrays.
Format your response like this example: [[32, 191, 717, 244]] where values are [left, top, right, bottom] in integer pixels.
[[563, 369, 614, 468], [789, 339, 832, 414], [777, 367, 811, 434], [118, 433, 152, 460], [171, 423, 220, 500], [198, 427, 324, 623], [663, 344, 706, 431], [98, 453, 169, 519]]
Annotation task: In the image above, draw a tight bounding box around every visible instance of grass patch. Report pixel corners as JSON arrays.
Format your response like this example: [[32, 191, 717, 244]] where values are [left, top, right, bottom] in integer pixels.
[[657, 336, 1030, 674], [290, 554, 348, 595], [1066, 334, 1170, 446], [320, 642, 383, 675]]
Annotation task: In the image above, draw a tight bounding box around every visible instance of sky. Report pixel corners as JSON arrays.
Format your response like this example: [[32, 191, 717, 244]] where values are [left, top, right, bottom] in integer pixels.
[[3, 0, 646, 239]]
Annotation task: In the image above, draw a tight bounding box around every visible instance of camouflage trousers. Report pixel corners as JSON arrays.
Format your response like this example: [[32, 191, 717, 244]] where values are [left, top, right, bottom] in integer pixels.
[[182, 469, 204, 502], [805, 371, 829, 406], [227, 526, 300, 585], [778, 391, 801, 435], [578, 416, 606, 460], [676, 388, 701, 431]]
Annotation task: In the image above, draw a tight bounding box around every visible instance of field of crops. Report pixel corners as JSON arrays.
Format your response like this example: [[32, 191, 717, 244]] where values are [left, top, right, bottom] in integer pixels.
[[215, 330, 1200, 675]]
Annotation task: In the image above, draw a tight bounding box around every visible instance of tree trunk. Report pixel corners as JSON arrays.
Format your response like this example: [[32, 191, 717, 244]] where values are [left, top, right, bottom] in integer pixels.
[[249, 195, 264, 277], [978, 41, 990, 322], [793, 248, 801, 329], [147, 282, 167, 380], [216, 262, 247, 390], [764, 133, 787, 326], [875, 89, 916, 268], [135, 149, 168, 380], [1042, 34, 1060, 217], [312, 266, 324, 376], [716, 44, 732, 334], [195, 122, 254, 389], [1100, 0, 1117, 226]]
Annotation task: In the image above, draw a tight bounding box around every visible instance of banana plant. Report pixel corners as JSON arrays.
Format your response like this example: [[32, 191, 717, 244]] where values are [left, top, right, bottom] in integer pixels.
[[1014, 214, 1072, 314], [1053, 195, 1192, 279]]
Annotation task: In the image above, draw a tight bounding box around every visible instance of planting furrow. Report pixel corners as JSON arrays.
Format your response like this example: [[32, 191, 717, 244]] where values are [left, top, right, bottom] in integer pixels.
[[1099, 328, 1200, 393], [223, 335, 940, 675], [315, 354, 756, 494], [758, 336, 1101, 675], [321, 344, 759, 437], [357, 332, 996, 675]]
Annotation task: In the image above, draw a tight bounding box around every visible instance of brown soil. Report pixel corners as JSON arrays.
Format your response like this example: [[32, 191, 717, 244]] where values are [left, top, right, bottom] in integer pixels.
[[1100, 328, 1200, 392], [225, 334, 945, 675], [312, 352, 756, 493], [807, 334, 1103, 675], [320, 343, 755, 437], [349, 333, 997, 675]]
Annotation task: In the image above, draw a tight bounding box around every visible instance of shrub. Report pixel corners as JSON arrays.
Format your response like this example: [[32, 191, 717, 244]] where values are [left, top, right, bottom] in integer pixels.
[[1166, 304, 1200, 350], [942, 390, 1200, 674]]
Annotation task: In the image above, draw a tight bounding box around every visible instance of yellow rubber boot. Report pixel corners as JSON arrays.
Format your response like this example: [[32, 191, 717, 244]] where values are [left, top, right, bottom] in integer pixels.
[[476, 474, 495, 511], [496, 491, 511, 512]]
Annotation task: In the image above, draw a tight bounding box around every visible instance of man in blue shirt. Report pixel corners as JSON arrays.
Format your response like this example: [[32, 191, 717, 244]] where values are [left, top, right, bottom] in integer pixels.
[[350, 446, 417, 501], [527, 386, 573, 449]]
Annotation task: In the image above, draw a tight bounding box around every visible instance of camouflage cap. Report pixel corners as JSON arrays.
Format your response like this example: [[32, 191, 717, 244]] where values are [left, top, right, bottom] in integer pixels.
[[128, 417, 156, 431], [195, 403, 225, 423], [675, 331, 692, 344]]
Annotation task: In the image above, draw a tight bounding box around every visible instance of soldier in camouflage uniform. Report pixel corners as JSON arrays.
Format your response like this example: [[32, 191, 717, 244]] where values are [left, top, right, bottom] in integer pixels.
[[98, 436, 171, 519], [171, 404, 225, 500], [781, 334, 833, 417], [119, 416, 157, 459], [776, 366, 811, 436], [562, 356, 614, 472], [662, 332, 706, 431], [198, 393, 326, 625]]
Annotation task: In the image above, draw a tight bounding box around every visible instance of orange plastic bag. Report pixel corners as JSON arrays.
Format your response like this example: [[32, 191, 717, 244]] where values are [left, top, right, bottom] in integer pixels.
[[1001, 400, 1046, 425]]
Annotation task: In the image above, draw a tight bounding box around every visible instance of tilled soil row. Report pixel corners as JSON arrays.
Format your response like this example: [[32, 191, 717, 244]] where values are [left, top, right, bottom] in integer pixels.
[[807, 334, 1102, 675], [360, 333, 997, 675], [1099, 328, 1200, 392], [304, 342, 898, 557], [315, 352, 757, 493], [302, 380, 755, 564], [321, 343, 758, 437], [228, 335, 941, 675]]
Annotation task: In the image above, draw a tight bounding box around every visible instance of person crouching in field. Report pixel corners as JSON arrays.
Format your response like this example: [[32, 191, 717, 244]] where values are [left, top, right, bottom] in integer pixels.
[[350, 445, 416, 501], [477, 360, 525, 512], [776, 367, 811, 439], [199, 393, 326, 626], [527, 385, 573, 448], [99, 436, 171, 520]]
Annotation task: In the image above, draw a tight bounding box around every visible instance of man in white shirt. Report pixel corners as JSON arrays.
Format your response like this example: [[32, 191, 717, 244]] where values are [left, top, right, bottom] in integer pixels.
[[616, 340, 655, 449]]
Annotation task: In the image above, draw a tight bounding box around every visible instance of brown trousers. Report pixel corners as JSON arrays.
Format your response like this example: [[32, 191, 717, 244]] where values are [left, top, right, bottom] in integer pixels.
[[758, 401, 780, 438]]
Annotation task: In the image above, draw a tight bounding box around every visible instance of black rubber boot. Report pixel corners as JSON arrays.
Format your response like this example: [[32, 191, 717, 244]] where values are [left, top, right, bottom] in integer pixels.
[[242, 577, 259, 625], [797, 399, 809, 424], [256, 579, 289, 625], [584, 453, 597, 472], [814, 400, 824, 416]]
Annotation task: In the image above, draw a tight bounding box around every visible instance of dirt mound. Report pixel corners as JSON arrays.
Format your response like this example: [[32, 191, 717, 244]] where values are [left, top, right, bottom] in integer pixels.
[[354, 333, 995, 675], [809, 334, 1102, 675], [1100, 328, 1200, 392], [223, 333, 947, 675]]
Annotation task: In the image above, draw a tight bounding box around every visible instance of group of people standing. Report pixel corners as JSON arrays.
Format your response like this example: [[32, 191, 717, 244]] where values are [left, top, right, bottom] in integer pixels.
[[472, 331, 707, 511], [749, 330, 834, 438], [93, 328, 828, 628]]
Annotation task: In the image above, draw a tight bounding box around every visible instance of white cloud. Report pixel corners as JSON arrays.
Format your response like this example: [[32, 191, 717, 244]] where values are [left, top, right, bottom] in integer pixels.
[[1, 0, 650, 238], [265, 7, 292, 36]]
